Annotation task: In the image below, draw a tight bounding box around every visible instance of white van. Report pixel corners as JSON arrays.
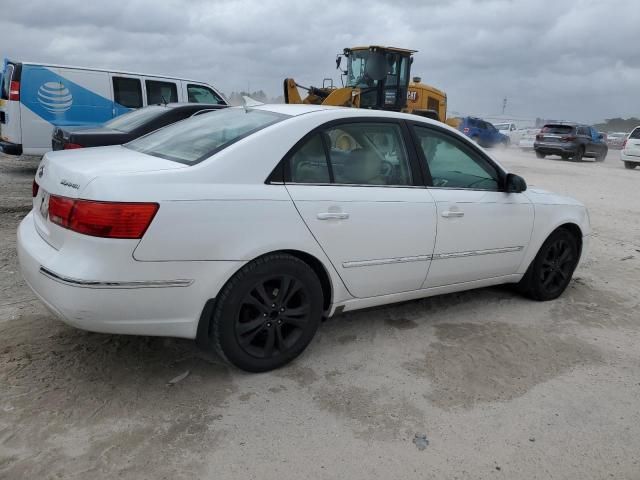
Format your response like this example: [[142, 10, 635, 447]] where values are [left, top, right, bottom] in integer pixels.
[[0, 59, 228, 156]]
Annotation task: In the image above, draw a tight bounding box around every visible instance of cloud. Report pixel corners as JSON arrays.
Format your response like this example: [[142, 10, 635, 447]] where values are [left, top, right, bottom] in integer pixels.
[[1, 0, 638, 122]]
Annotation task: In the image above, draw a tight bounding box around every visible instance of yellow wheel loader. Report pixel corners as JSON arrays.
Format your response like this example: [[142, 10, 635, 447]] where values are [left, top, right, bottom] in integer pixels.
[[284, 46, 454, 125]]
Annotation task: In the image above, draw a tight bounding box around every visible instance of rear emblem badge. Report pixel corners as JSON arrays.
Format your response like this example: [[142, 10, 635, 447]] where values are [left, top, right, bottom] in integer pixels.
[[60, 179, 80, 189]]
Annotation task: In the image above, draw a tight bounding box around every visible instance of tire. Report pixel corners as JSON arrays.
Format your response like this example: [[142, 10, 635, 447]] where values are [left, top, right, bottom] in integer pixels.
[[535, 151, 545, 159], [572, 146, 584, 162], [208, 253, 324, 372], [624, 161, 636, 170], [517, 228, 580, 301], [596, 148, 607, 162], [561, 154, 570, 160]]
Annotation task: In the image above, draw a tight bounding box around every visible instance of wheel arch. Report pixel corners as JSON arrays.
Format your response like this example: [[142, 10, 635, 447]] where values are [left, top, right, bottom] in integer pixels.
[[195, 249, 335, 347]]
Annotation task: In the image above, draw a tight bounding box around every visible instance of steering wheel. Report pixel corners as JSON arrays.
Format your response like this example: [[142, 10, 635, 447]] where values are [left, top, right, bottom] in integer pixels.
[[432, 177, 448, 187], [380, 160, 393, 177]]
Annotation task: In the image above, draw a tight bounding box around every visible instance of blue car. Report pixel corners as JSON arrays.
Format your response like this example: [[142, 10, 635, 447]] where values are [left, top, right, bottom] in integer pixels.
[[458, 117, 509, 148]]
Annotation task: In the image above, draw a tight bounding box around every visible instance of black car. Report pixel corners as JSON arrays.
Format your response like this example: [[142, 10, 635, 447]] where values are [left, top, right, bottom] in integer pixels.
[[51, 103, 227, 151], [534, 123, 608, 162]]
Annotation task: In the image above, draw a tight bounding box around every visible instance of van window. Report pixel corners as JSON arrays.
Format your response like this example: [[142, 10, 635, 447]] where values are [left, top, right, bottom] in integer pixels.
[[146, 80, 178, 104], [1, 64, 15, 100], [113, 77, 143, 108], [187, 84, 224, 104]]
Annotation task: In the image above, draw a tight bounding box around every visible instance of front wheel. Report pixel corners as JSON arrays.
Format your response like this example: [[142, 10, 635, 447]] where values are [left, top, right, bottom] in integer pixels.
[[517, 228, 580, 301], [624, 161, 636, 169], [208, 253, 324, 372], [596, 149, 607, 162], [535, 151, 545, 159]]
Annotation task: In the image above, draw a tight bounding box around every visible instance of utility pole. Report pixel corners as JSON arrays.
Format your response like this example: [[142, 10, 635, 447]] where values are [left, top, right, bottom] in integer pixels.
[[502, 97, 507, 115]]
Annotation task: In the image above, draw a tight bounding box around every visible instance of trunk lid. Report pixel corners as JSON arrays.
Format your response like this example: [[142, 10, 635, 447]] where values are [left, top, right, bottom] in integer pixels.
[[33, 145, 185, 249]]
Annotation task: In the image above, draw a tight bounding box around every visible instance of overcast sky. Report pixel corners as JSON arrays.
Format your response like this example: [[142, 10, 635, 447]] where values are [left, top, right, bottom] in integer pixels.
[[2, 0, 638, 123]]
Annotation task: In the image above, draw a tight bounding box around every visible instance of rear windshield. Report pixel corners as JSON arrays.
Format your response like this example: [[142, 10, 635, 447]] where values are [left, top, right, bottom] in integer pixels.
[[541, 125, 574, 134], [494, 123, 509, 130], [0, 64, 14, 100], [104, 106, 166, 132], [125, 108, 288, 164], [629, 128, 640, 139]]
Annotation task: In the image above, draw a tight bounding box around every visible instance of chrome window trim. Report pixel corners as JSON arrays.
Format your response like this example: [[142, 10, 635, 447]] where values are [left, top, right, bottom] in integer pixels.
[[39, 267, 194, 289]]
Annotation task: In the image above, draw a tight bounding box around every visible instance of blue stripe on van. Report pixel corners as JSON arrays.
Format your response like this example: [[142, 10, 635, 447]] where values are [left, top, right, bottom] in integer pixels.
[[20, 66, 130, 126]]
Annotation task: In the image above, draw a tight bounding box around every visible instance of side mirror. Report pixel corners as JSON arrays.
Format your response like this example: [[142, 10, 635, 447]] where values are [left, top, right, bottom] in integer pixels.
[[505, 173, 527, 193], [598, 133, 604, 140], [336, 55, 342, 70]]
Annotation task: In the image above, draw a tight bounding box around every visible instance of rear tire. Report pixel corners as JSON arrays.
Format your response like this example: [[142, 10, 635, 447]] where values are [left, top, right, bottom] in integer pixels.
[[624, 161, 636, 169], [517, 228, 580, 301], [209, 253, 324, 372], [535, 151, 545, 159]]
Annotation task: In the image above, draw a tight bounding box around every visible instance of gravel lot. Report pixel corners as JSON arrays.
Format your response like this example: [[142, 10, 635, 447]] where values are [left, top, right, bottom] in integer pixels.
[[1, 148, 639, 479]]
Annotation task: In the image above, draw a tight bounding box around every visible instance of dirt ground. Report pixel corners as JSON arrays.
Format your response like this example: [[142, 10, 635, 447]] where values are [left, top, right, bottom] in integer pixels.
[[0, 147, 639, 479]]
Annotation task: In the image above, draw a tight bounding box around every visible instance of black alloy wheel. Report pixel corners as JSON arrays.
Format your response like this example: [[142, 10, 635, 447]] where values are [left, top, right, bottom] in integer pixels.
[[518, 228, 579, 301], [208, 253, 323, 372]]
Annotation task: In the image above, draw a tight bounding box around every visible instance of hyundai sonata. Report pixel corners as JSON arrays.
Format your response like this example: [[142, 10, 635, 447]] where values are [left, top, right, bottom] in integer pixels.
[[18, 105, 590, 372]]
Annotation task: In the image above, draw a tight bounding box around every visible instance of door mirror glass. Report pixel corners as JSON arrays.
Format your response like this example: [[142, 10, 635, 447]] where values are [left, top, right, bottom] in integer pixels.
[[505, 173, 527, 193]]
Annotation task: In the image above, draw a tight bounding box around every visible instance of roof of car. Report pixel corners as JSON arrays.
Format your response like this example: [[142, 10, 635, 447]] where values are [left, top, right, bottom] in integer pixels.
[[160, 103, 227, 110]]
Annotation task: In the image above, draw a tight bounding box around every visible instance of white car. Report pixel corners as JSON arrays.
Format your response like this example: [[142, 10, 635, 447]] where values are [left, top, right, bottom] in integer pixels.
[[621, 126, 640, 169], [518, 128, 539, 150], [18, 105, 590, 372], [493, 122, 521, 145]]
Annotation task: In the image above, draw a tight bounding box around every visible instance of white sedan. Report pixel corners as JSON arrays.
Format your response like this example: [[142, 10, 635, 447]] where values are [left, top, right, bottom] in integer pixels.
[[18, 105, 590, 372]]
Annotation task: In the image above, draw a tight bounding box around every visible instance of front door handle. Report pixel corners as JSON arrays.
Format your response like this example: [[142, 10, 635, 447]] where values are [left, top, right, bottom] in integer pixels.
[[317, 212, 349, 220], [442, 210, 464, 218]]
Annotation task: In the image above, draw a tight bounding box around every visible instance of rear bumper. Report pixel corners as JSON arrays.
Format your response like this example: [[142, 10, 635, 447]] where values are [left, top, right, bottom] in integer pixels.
[[620, 151, 640, 163], [0, 139, 22, 155], [17, 211, 243, 339], [534, 142, 577, 155]]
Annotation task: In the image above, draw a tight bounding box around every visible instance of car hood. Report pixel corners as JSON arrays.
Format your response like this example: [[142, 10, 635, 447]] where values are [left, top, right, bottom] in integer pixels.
[[37, 145, 186, 198], [525, 187, 584, 207]]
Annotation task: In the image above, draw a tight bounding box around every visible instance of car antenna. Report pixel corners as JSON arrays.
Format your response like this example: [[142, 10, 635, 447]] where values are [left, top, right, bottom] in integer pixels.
[[242, 95, 264, 113]]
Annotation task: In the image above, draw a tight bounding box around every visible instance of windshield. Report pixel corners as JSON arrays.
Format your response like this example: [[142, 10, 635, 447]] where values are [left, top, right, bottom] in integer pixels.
[[125, 108, 288, 164], [346, 50, 373, 88], [494, 123, 510, 130], [104, 106, 166, 132], [541, 125, 574, 134]]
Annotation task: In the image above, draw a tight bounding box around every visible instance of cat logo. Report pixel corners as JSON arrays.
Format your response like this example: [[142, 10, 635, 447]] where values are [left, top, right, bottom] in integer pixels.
[[407, 91, 418, 102]]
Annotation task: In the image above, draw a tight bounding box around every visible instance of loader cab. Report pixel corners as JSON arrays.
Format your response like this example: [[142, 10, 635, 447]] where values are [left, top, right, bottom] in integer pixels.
[[342, 46, 413, 111]]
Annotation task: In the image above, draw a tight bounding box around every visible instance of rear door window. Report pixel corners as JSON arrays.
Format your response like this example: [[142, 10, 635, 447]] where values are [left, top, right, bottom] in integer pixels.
[[146, 80, 178, 104], [187, 84, 224, 104], [113, 77, 143, 108]]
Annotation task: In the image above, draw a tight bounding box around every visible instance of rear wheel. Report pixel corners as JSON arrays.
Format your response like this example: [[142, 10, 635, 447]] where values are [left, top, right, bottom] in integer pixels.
[[518, 228, 580, 301], [209, 253, 323, 372], [535, 151, 545, 159], [595, 148, 607, 162], [624, 161, 636, 169]]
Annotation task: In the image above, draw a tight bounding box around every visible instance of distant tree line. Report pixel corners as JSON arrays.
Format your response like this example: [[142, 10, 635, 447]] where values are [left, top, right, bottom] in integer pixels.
[[227, 90, 284, 105], [593, 118, 640, 133]]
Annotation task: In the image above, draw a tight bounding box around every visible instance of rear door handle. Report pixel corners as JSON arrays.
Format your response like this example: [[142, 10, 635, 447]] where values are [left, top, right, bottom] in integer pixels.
[[442, 210, 464, 218], [317, 212, 349, 220]]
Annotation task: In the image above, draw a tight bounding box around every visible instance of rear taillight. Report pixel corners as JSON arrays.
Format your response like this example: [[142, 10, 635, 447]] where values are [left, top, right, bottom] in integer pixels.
[[9, 80, 20, 101], [536, 134, 543, 140], [463, 127, 469, 133], [48, 195, 158, 239], [32, 180, 39, 197], [562, 135, 577, 142], [622, 139, 627, 149], [63, 142, 84, 150]]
